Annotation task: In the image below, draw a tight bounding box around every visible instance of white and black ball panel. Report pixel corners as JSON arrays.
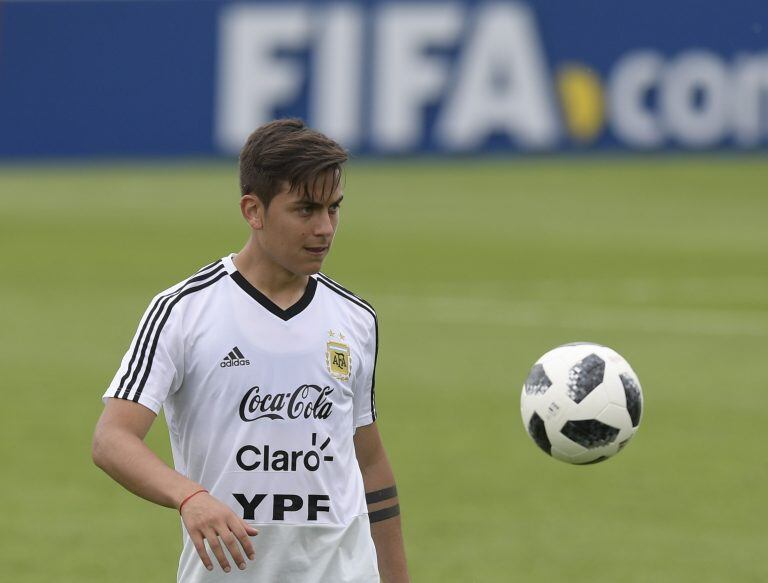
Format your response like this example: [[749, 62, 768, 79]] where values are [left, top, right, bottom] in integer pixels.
[[620, 372, 643, 427], [592, 354, 636, 416], [568, 448, 614, 465], [566, 375, 611, 421], [555, 428, 622, 464], [597, 403, 635, 444], [526, 412, 551, 455], [560, 418, 620, 449], [546, 405, 630, 462], [566, 352, 605, 403], [550, 432, 589, 461], [523, 363, 552, 396], [536, 344, 598, 382]]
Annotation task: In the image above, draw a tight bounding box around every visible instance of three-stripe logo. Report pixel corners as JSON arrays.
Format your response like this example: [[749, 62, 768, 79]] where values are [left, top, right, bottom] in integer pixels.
[[220, 346, 250, 368]]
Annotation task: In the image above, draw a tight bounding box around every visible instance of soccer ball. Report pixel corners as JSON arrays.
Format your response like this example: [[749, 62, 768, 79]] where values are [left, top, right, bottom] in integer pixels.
[[520, 343, 643, 464]]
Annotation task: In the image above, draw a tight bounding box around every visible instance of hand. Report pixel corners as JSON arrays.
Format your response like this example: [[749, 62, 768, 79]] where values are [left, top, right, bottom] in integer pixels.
[[180, 491, 259, 573]]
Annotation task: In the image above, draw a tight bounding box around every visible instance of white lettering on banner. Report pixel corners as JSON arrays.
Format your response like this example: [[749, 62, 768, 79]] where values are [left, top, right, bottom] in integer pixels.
[[609, 49, 768, 149], [608, 51, 665, 149], [437, 2, 558, 150], [663, 51, 729, 148], [311, 4, 364, 148], [731, 54, 768, 147], [216, 5, 310, 153], [213, 2, 768, 153], [372, 3, 463, 150]]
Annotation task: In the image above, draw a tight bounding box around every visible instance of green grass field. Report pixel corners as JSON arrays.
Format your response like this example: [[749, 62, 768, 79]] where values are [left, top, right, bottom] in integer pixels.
[[1, 157, 766, 582]]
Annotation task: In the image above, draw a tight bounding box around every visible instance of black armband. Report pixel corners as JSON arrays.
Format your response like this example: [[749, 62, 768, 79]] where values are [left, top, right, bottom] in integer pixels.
[[369, 504, 400, 523], [365, 485, 398, 505]]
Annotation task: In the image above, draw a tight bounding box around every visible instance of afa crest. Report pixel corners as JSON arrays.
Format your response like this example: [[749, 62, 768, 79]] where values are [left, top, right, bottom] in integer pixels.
[[326, 338, 351, 381]]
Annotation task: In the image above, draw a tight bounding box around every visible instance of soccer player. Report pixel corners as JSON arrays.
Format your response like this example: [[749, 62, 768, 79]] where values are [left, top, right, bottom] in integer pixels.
[[92, 119, 409, 582]]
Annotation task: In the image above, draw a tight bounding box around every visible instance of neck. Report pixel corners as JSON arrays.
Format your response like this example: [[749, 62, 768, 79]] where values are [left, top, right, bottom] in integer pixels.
[[233, 238, 308, 303]]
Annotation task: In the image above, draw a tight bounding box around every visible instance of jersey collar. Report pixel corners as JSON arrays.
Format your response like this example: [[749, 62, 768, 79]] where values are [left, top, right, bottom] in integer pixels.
[[222, 254, 317, 321]]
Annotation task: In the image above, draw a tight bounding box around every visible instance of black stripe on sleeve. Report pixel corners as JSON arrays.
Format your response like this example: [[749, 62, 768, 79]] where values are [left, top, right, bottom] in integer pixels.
[[371, 314, 378, 422], [366, 485, 397, 505], [119, 263, 224, 398], [317, 273, 376, 312], [369, 504, 400, 524], [115, 259, 221, 398], [195, 258, 223, 274], [131, 270, 227, 403], [316, 274, 376, 319]]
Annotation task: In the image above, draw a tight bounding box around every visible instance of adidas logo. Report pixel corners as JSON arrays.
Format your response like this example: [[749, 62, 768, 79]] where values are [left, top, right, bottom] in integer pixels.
[[220, 346, 250, 368]]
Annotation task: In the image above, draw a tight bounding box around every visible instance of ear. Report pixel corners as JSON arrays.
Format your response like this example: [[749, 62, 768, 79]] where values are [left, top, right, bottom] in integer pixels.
[[240, 194, 265, 230]]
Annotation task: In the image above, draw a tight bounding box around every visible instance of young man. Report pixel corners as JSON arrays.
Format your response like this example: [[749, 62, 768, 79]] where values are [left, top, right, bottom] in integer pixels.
[[92, 119, 409, 582]]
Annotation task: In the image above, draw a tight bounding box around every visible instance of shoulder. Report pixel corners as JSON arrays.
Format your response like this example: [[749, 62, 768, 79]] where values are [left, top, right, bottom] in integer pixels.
[[146, 257, 229, 312], [315, 273, 377, 324]]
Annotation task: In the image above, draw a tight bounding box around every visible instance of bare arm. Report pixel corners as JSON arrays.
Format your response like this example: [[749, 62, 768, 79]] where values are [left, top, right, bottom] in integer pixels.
[[354, 423, 410, 583], [92, 398, 258, 573]]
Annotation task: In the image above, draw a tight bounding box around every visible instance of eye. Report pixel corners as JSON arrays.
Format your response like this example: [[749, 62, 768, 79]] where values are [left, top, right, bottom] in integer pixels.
[[297, 206, 313, 217], [329, 203, 341, 214]]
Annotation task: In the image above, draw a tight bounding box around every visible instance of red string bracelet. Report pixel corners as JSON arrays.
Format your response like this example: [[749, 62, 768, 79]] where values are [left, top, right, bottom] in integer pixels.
[[178, 489, 208, 514]]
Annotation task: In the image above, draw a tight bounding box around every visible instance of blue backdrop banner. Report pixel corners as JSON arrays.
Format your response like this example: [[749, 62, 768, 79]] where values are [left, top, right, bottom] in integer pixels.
[[1, 0, 766, 157]]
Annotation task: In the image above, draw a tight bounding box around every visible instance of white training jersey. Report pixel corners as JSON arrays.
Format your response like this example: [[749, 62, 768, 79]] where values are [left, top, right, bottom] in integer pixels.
[[103, 254, 380, 582]]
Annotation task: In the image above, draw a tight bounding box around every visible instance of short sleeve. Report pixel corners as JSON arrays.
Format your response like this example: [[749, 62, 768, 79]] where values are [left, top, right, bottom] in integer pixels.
[[352, 312, 378, 428], [103, 292, 184, 414]]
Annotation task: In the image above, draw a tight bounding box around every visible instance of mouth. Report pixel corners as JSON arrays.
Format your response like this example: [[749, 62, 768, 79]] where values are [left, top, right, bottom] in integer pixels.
[[304, 246, 329, 256]]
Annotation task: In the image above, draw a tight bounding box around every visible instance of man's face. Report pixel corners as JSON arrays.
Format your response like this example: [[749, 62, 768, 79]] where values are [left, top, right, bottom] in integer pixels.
[[252, 178, 342, 277]]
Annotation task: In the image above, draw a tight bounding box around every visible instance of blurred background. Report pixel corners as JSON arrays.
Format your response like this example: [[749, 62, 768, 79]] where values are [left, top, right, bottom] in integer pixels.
[[1, 1, 766, 581]]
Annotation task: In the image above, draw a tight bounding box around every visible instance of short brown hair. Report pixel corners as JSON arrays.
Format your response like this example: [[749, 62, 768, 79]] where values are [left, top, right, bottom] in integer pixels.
[[239, 118, 348, 207]]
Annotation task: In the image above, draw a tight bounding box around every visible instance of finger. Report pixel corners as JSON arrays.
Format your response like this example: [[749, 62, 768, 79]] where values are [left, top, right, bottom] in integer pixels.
[[204, 529, 232, 573], [218, 529, 246, 571], [190, 533, 214, 572], [243, 521, 259, 536], [230, 520, 257, 560]]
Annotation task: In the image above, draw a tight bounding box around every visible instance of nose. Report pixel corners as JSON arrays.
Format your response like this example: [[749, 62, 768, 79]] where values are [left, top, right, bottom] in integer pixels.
[[313, 210, 336, 238]]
